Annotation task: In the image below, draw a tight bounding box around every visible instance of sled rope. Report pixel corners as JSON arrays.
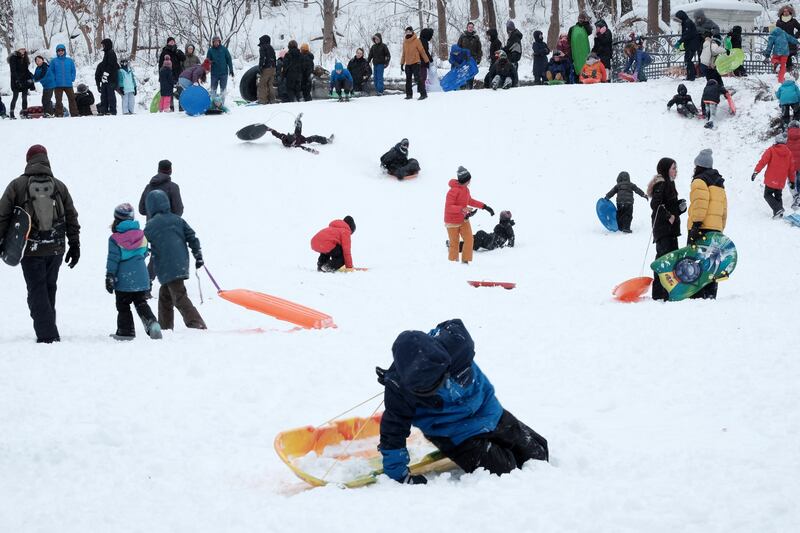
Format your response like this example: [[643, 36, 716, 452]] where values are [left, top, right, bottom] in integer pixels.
[[196, 270, 204, 304], [639, 204, 663, 275], [316, 391, 384, 428], [320, 398, 385, 484], [203, 265, 222, 292]]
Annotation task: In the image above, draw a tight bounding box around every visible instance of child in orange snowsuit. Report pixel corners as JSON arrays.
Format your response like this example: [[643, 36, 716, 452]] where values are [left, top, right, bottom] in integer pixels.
[[579, 53, 607, 83]]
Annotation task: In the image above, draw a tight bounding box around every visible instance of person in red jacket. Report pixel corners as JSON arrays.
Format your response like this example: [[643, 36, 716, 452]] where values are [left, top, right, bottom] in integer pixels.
[[752, 132, 796, 217], [444, 167, 494, 263], [786, 120, 800, 209], [311, 216, 355, 272]]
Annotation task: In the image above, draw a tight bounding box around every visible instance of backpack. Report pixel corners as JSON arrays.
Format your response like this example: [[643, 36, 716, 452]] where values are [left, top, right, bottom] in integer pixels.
[[27, 176, 62, 232]]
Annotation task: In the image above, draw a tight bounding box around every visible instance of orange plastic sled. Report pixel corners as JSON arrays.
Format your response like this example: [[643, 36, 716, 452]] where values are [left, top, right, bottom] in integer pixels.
[[612, 276, 653, 302], [218, 289, 335, 329], [467, 280, 516, 290]]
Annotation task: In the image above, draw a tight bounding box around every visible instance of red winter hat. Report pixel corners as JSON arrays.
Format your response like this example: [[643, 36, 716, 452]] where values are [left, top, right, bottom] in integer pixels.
[[26, 144, 48, 162], [202, 58, 211, 71]]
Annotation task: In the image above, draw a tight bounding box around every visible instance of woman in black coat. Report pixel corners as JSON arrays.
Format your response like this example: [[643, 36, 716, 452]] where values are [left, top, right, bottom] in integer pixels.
[[777, 6, 800, 70], [8, 48, 33, 119], [347, 48, 372, 92], [281, 41, 304, 102], [648, 157, 687, 301]]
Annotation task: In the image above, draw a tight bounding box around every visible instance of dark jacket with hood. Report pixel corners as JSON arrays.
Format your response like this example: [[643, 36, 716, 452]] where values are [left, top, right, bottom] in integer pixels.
[[491, 218, 515, 248], [8, 51, 33, 91], [419, 28, 434, 66], [457, 29, 482, 64], [75, 86, 95, 115], [0, 153, 80, 257], [675, 11, 701, 51], [532, 31, 550, 76], [591, 20, 613, 63], [259, 35, 276, 69], [485, 56, 518, 86], [347, 56, 372, 89], [648, 160, 685, 242], [367, 33, 391, 66], [605, 172, 647, 206], [378, 319, 504, 482], [504, 28, 524, 63], [282, 46, 304, 90], [667, 84, 696, 109], [380, 142, 410, 173], [143, 190, 201, 285], [96, 38, 120, 88], [159, 43, 186, 82], [694, 10, 721, 37], [487, 29, 503, 65], [702, 79, 727, 103], [138, 173, 184, 220], [727, 26, 743, 49]]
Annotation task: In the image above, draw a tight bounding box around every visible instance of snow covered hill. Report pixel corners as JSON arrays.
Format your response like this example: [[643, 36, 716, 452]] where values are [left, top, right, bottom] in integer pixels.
[[1, 78, 799, 532]]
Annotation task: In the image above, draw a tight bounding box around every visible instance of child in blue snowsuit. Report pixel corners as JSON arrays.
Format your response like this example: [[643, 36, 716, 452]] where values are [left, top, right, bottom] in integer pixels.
[[105, 203, 161, 340], [776, 77, 800, 126], [377, 319, 549, 484], [328, 61, 353, 101]]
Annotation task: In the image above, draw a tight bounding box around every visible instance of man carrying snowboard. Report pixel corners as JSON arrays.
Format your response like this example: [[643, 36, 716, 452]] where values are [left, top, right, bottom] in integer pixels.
[[377, 318, 549, 484]]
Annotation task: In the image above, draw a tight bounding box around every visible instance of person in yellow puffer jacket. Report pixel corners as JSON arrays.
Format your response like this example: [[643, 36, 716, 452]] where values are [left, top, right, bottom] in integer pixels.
[[687, 148, 727, 299]]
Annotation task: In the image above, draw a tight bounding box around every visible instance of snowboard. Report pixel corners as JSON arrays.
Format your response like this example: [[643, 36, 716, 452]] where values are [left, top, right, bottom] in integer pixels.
[[149, 91, 161, 113], [274, 413, 457, 488], [440, 58, 479, 91], [236, 123, 269, 141], [467, 280, 516, 290], [179, 85, 211, 116], [725, 93, 736, 115], [596, 198, 619, 232], [570, 25, 590, 74], [715, 48, 745, 75], [0, 207, 32, 267], [650, 232, 738, 301]]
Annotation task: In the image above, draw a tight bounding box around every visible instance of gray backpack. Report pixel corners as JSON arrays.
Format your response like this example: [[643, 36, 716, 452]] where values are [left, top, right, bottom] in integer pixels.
[[27, 176, 60, 232]]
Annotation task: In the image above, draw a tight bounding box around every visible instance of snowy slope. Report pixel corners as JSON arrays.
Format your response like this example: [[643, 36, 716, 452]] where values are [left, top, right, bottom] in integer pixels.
[[1, 78, 799, 533]]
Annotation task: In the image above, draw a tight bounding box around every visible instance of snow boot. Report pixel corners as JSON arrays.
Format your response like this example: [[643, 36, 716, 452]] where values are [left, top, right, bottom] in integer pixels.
[[704, 121, 714, 129], [418, 94, 427, 100], [502, 77, 513, 89], [491, 75, 500, 90], [327, 134, 335, 144], [146, 321, 163, 340], [344, 95, 350, 102], [773, 208, 785, 219], [338, 96, 344, 102], [405, 95, 413, 100], [110, 334, 135, 341]]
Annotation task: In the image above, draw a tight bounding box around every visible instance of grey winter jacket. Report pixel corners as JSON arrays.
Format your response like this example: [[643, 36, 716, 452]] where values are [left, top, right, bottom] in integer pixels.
[[605, 172, 647, 206]]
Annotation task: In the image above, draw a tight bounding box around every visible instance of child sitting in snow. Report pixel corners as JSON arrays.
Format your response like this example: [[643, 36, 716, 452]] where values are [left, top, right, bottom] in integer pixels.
[[546, 51, 574, 83], [667, 83, 699, 118], [449, 210, 516, 252], [484, 50, 518, 90], [75, 83, 95, 116], [376, 318, 549, 484], [380, 138, 420, 180], [205, 95, 230, 115], [579, 53, 607, 84], [105, 203, 162, 340], [310, 216, 356, 272], [605, 172, 647, 233], [775, 73, 800, 126], [701, 79, 729, 129]]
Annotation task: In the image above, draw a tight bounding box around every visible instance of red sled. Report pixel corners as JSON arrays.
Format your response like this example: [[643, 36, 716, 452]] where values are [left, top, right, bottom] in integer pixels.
[[725, 93, 736, 115], [617, 72, 637, 82], [612, 276, 652, 302], [467, 280, 516, 290]]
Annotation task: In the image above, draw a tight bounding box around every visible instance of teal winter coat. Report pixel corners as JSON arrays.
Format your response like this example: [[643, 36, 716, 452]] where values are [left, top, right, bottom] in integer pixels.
[[118, 67, 137, 94], [206, 44, 234, 77], [143, 190, 202, 285], [106, 220, 150, 293], [776, 79, 800, 105]]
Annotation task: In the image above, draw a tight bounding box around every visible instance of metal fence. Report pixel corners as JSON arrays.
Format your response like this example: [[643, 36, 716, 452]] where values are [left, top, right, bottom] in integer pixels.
[[611, 32, 773, 80]]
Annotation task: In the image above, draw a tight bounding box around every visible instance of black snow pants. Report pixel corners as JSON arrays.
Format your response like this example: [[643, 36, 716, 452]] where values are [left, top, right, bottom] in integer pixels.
[[616, 203, 634, 232], [21, 254, 62, 342], [389, 159, 420, 179], [405, 64, 426, 98], [782, 103, 800, 125], [764, 186, 784, 215], [652, 236, 679, 301], [317, 244, 345, 272], [116, 290, 158, 337], [429, 410, 549, 475], [98, 83, 117, 115], [684, 46, 698, 81]]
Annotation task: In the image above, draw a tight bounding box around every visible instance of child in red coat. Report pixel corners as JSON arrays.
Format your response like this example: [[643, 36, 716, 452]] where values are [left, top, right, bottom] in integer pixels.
[[311, 216, 355, 271], [444, 166, 494, 263], [786, 121, 800, 209], [752, 132, 796, 217]]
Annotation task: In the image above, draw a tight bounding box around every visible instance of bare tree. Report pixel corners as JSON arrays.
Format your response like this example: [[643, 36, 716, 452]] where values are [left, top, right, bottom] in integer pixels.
[[322, 0, 335, 52], [0, 0, 13, 52], [130, 0, 143, 60], [547, 0, 559, 48], [437, 0, 447, 59], [647, 0, 659, 33], [662, 0, 671, 25], [470, 0, 479, 20], [621, 0, 633, 16], [37, 0, 49, 49], [508, 0, 515, 20], [481, 0, 496, 29]]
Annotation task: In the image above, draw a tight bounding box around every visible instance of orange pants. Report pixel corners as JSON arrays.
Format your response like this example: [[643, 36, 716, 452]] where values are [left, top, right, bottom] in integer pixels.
[[772, 55, 788, 83], [447, 221, 473, 262]]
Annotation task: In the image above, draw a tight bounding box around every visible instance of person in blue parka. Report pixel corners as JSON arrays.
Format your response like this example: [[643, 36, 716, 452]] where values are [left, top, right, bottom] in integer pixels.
[[328, 61, 354, 101], [143, 189, 206, 331], [51, 44, 78, 117], [33, 55, 56, 116], [377, 319, 549, 484], [105, 203, 161, 340]]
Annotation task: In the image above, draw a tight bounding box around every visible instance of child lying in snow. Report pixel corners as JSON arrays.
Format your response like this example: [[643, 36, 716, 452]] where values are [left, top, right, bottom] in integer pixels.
[[377, 319, 549, 484]]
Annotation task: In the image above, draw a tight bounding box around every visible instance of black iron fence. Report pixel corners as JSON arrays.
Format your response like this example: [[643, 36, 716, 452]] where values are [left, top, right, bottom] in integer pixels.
[[611, 32, 773, 80]]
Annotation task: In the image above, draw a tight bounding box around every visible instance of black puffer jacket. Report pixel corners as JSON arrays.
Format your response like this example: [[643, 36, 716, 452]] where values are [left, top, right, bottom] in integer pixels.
[[591, 22, 613, 63], [8, 51, 33, 91], [368, 33, 391, 66], [648, 174, 684, 241], [777, 15, 800, 55], [504, 29, 523, 62], [380, 142, 409, 173], [96, 39, 120, 88], [158, 44, 186, 82], [259, 35, 276, 69], [702, 79, 727, 104], [138, 173, 184, 220], [282, 47, 305, 90], [484, 57, 518, 86], [492, 219, 515, 247], [347, 56, 372, 89], [487, 29, 503, 65], [605, 172, 646, 206], [419, 28, 434, 66], [457, 30, 482, 64], [675, 11, 701, 51]]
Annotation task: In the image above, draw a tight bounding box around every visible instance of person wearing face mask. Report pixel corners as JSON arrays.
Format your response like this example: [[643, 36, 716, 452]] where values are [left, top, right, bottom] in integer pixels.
[[777, 6, 800, 71], [400, 26, 430, 100], [648, 158, 687, 301]]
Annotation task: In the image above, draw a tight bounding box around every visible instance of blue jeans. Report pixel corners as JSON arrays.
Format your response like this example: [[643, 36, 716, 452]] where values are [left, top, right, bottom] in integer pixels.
[[374, 64, 385, 93], [210, 74, 228, 95], [178, 78, 192, 91]]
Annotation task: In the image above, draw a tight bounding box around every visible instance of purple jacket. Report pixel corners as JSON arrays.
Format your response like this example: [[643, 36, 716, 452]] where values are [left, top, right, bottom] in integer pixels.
[[180, 65, 206, 84]]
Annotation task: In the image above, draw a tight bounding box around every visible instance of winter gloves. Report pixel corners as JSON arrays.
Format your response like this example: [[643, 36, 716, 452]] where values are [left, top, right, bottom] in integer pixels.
[[105, 274, 115, 294], [195, 257, 204, 269], [65, 243, 80, 268], [400, 473, 427, 485], [483, 205, 495, 216], [751, 172, 758, 181], [678, 199, 687, 213], [688, 222, 703, 244]]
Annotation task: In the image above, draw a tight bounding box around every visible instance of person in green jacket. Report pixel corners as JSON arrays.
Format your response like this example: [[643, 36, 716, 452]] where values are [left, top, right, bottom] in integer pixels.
[[206, 36, 234, 98]]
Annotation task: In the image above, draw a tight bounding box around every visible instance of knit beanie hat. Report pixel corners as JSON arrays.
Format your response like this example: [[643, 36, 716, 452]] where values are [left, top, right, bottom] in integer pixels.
[[500, 210, 512, 221], [26, 144, 48, 162], [694, 149, 713, 169], [456, 166, 471, 184], [202, 58, 212, 71], [344, 215, 356, 234], [775, 132, 788, 144], [158, 159, 172, 174], [114, 203, 135, 221], [506, 20, 516, 31]]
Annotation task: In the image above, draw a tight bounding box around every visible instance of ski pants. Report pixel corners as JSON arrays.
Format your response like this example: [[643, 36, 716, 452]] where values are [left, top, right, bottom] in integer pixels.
[[652, 236, 679, 301], [764, 186, 784, 215], [616, 203, 634, 232], [702, 102, 717, 124], [98, 82, 117, 115], [772, 55, 789, 83], [388, 159, 420, 179], [473, 230, 497, 251], [317, 244, 345, 272], [122, 92, 135, 114], [429, 410, 549, 475], [447, 220, 473, 262], [705, 67, 723, 86], [405, 63, 426, 98], [116, 290, 157, 337], [21, 254, 62, 342], [677, 103, 698, 117], [781, 103, 800, 125], [158, 279, 206, 330]]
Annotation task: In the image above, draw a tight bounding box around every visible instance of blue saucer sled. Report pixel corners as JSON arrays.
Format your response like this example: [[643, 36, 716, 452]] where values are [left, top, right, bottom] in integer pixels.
[[180, 86, 211, 116], [596, 198, 618, 232]]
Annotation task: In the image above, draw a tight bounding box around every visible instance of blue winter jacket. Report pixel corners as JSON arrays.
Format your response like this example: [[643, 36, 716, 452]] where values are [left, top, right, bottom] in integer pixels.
[[328, 62, 354, 89], [106, 220, 150, 293], [118, 67, 137, 94], [448, 44, 473, 69], [206, 44, 234, 77], [34, 62, 56, 90], [379, 319, 504, 481], [143, 190, 202, 285], [51, 44, 76, 88], [765, 27, 799, 58], [776, 80, 800, 105], [546, 56, 575, 83], [624, 49, 652, 74]]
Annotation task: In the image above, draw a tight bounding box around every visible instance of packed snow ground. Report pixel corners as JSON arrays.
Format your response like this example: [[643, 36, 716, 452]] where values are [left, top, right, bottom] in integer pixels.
[[1, 78, 799, 532]]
